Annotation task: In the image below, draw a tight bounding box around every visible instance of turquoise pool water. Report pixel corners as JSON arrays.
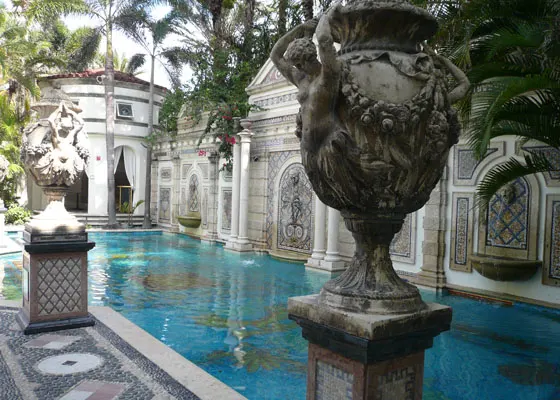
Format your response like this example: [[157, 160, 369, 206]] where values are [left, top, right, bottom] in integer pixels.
[[1, 231, 560, 399]]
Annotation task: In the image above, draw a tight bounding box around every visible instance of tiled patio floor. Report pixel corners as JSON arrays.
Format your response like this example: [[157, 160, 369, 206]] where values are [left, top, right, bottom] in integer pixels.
[[0, 306, 200, 400]]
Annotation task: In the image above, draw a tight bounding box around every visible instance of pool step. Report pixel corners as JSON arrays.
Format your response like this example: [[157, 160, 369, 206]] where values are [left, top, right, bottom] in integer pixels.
[[71, 214, 155, 228]]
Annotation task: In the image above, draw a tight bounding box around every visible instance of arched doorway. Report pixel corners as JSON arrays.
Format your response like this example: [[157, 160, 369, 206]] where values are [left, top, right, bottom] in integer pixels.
[[114, 146, 136, 212], [66, 171, 88, 211]]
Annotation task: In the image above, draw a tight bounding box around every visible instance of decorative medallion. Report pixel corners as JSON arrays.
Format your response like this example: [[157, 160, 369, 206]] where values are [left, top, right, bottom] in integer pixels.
[[187, 175, 200, 213], [277, 163, 313, 253], [161, 168, 172, 181]]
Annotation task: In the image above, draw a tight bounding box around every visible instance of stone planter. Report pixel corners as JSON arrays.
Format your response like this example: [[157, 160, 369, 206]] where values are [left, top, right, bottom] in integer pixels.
[[471, 253, 541, 282], [178, 212, 202, 228]]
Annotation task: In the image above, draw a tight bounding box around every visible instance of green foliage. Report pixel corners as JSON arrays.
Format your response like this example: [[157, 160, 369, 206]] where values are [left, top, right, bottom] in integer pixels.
[[158, 88, 187, 138], [4, 204, 31, 225], [118, 200, 145, 227], [417, 0, 560, 206]]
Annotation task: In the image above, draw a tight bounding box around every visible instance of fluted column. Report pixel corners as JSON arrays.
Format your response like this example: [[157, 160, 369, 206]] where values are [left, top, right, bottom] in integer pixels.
[[321, 207, 346, 271], [225, 129, 242, 249], [306, 196, 327, 269], [228, 119, 253, 252]]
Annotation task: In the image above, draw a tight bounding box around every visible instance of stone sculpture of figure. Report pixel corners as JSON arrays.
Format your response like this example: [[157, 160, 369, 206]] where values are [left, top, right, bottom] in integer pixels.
[[271, 5, 367, 210], [0, 155, 9, 184], [22, 100, 89, 188]]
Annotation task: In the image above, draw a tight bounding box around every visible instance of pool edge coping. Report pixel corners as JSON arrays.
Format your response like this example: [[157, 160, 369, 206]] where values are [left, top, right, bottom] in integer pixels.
[[0, 300, 248, 400]]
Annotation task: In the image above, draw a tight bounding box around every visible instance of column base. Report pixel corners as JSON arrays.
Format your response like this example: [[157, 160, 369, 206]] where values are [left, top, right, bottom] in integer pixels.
[[16, 310, 95, 335], [305, 258, 347, 272], [416, 269, 447, 289], [224, 239, 253, 252], [288, 294, 451, 400]]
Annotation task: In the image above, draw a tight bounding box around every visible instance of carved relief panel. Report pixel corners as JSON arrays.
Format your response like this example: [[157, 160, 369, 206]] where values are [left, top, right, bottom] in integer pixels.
[[277, 163, 313, 253], [221, 189, 232, 232], [187, 174, 200, 213], [159, 187, 171, 222]]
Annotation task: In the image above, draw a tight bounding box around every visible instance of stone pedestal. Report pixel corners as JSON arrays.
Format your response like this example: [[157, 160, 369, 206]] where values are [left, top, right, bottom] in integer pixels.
[[16, 191, 95, 335], [288, 295, 451, 400]]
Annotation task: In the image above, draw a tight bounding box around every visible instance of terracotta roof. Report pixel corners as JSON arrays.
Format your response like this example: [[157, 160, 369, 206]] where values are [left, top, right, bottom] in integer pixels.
[[41, 69, 168, 92]]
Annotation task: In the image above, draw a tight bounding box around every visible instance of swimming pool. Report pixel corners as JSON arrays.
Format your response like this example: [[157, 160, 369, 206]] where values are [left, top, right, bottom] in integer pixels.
[[1, 232, 559, 399]]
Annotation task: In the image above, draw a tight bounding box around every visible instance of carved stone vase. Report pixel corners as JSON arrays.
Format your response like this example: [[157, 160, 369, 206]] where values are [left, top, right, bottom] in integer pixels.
[[300, 0, 461, 314]]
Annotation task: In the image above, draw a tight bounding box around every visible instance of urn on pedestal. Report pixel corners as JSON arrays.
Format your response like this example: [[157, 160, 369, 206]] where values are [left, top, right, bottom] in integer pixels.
[[16, 86, 96, 334], [271, 1, 468, 398]]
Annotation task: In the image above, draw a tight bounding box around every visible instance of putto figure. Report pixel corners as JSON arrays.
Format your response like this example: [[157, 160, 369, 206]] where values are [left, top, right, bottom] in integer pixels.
[[21, 88, 89, 188], [271, 0, 469, 313]]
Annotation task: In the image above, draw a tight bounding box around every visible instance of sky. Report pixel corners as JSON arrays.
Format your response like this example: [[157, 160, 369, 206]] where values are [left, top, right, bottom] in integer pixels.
[[3, 1, 190, 89], [63, 6, 190, 89]]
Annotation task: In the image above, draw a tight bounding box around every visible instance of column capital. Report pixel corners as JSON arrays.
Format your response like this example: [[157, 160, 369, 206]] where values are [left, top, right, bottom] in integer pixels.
[[207, 151, 220, 164]]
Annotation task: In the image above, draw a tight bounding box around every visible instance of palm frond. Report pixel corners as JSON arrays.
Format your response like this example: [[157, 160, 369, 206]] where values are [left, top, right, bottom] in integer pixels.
[[476, 152, 554, 210]]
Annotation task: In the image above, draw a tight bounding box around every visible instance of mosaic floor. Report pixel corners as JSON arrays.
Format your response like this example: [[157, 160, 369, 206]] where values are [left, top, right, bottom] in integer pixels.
[[0, 307, 199, 400]]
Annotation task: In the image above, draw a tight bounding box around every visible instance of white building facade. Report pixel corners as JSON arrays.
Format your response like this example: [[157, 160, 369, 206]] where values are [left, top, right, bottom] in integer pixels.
[[27, 70, 166, 217], [153, 59, 560, 308]]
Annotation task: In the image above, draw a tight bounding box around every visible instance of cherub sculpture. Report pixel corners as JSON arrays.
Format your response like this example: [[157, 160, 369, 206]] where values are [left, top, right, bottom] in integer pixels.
[[22, 100, 89, 188]]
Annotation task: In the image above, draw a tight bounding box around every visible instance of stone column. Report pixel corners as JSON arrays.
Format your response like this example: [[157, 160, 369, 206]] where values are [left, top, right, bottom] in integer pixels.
[[321, 207, 346, 271], [202, 152, 220, 242], [228, 120, 253, 252], [416, 169, 448, 289], [306, 196, 327, 269], [225, 135, 242, 249], [170, 152, 181, 232]]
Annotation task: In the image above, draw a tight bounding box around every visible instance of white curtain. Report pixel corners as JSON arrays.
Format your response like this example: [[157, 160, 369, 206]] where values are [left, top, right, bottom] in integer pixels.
[[114, 146, 123, 174], [122, 147, 136, 190]]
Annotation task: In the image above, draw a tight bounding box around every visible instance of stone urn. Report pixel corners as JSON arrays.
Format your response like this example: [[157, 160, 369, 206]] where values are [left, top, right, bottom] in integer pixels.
[[272, 0, 468, 314], [21, 86, 90, 239]]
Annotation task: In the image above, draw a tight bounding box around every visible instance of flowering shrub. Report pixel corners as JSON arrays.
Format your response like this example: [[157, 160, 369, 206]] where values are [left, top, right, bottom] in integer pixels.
[[200, 103, 243, 172]]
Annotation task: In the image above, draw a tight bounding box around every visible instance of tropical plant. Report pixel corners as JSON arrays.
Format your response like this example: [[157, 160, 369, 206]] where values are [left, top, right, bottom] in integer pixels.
[[118, 199, 145, 227], [4, 204, 32, 225], [93, 50, 145, 75], [117, 8, 182, 228], [413, 0, 559, 207]]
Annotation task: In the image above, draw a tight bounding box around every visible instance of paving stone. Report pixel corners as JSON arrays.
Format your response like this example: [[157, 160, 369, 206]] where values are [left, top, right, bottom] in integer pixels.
[[0, 309, 199, 400]]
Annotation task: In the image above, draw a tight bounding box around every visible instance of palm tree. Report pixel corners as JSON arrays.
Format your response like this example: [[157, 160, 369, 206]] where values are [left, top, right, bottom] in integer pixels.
[[445, 0, 559, 207], [93, 50, 145, 75], [118, 9, 181, 228]]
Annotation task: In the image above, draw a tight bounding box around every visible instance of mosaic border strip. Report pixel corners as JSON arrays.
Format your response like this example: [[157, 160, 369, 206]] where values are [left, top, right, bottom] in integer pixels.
[[543, 194, 560, 287], [450, 192, 474, 273], [390, 213, 416, 264], [452, 142, 505, 186], [520, 144, 560, 187]]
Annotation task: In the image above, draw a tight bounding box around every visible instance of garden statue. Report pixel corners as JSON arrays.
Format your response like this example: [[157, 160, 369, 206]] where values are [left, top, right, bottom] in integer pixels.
[[16, 86, 95, 334], [272, 0, 469, 313]]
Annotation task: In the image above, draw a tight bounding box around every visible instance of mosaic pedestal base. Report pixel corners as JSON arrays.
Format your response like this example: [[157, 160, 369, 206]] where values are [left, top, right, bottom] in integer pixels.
[[16, 240, 96, 335], [288, 295, 451, 400]]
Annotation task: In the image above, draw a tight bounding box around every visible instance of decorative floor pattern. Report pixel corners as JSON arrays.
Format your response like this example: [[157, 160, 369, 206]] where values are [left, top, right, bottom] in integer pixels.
[[0, 307, 199, 400]]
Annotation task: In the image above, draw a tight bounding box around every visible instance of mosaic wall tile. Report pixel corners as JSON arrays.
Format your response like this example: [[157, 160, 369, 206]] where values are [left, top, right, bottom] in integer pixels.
[[37, 256, 83, 316], [221, 189, 232, 232], [485, 178, 529, 250], [453, 143, 504, 186], [521, 145, 560, 186], [451, 193, 474, 272], [277, 163, 313, 253], [160, 168, 172, 181], [181, 163, 192, 180], [316, 361, 353, 400], [180, 187, 186, 216], [266, 151, 299, 249], [390, 213, 416, 264], [543, 195, 560, 287], [158, 188, 170, 222], [187, 175, 200, 213], [376, 366, 416, 400], [202, 188, 209, 228], [199, 163, 209, 179]]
